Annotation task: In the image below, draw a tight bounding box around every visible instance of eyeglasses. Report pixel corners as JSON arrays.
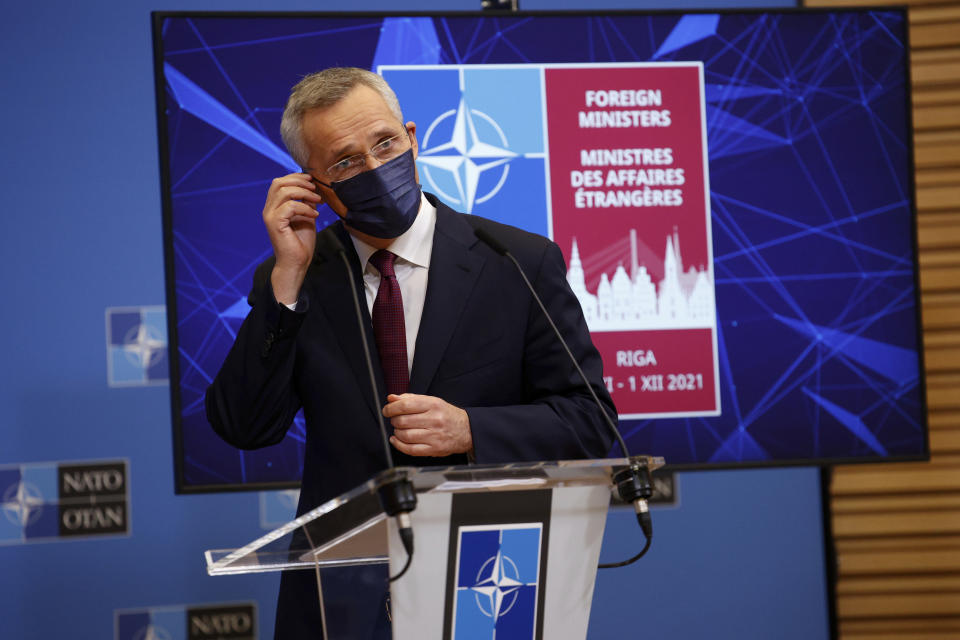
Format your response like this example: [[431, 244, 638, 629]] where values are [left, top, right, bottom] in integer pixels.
[[317, 132, 411, 183]]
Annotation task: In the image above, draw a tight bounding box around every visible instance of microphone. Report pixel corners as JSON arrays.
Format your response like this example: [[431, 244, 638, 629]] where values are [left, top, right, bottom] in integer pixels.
[[330, 233, 416, 581], [473, 226, 654, 567]]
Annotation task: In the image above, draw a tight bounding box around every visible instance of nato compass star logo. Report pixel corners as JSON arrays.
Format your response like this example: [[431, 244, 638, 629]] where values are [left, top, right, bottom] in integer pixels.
[[0, 464, 57, 542], [2, 481, 44, 528], [470, 548, 525, 619], [132, 625, 172, 640], [380, 65, 547, 233], [106, 306, 168, 386], [418, 97, 518, 214], [122, 322, 166, 371], [452, 524, 542, 638]]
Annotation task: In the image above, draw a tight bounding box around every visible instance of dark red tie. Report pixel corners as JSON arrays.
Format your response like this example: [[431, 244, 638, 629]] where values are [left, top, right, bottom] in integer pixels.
[[369, 250, 409, 396]]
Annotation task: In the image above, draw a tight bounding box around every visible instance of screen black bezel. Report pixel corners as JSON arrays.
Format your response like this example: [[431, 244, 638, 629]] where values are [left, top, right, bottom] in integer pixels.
[[151, 7, 928, 494]]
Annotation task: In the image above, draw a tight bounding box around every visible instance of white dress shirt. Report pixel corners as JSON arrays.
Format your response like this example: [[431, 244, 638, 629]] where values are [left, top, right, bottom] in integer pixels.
[[348, 193, 436, 374]]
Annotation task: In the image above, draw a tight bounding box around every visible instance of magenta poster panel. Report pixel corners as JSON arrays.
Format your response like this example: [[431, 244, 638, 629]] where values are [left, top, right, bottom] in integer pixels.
[[546, 63, 719, 418]]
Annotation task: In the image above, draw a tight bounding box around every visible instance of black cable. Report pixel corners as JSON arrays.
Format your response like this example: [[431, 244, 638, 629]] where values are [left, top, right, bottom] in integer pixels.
[[389, 520, 415, 582], [599, 508, 653, 568], [599, 530, 652, 568], [389, 551, 413, 582]]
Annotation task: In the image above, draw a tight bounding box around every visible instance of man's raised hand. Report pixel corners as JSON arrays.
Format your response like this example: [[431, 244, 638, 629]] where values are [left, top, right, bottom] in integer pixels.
[[263, 173, 324, 305]]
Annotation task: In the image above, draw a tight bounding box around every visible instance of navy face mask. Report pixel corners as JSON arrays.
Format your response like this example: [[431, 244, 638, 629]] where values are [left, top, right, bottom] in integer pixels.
[[325, 149, 421, 239]]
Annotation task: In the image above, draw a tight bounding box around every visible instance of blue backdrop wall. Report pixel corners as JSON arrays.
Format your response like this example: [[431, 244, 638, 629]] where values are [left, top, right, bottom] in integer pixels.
[[0, 0, 827, 639]]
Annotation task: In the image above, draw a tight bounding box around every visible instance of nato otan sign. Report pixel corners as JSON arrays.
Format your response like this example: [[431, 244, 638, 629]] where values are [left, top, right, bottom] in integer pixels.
[[0, 459, 130, 544]]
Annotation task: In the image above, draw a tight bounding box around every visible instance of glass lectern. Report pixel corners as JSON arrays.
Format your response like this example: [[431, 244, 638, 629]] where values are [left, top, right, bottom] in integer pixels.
[[206, 457, 663, 639]]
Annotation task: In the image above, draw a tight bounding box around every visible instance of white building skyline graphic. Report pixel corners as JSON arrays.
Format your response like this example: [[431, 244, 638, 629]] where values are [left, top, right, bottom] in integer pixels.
[[567, 228, 716, 332]]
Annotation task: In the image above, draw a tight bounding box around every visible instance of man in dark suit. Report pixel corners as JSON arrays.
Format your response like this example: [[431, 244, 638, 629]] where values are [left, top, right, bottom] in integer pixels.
[[206, 67, 614, 639]]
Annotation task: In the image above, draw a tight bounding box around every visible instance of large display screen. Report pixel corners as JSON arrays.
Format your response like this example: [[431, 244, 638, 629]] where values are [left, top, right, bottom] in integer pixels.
[[153, 9, 928, 492]]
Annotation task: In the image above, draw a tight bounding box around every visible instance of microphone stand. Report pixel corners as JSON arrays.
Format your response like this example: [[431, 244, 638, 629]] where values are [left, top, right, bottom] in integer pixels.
[[473, 227, 654, 568], [335, 245, 417, 582]]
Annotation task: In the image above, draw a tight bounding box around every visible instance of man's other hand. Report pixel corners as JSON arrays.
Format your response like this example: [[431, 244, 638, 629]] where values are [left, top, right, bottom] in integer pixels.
[[383, 393, 473, 457]]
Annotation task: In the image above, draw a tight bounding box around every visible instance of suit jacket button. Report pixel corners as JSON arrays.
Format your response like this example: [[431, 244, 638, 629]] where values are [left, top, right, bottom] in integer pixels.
[[261, 331, 276, 357]]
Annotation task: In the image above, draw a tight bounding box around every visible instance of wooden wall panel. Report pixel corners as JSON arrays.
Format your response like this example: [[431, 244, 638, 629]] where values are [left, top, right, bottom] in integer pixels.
[[922, 293, 960, 329], [805, 1, 959, 636]]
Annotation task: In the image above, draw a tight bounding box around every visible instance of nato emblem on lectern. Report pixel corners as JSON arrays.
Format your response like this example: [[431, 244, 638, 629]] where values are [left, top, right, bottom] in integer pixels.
[[379, 65, 548, 236], [451, 524, 542, 639], [0, 459, 129, 544], [106, 305, 169, 387]]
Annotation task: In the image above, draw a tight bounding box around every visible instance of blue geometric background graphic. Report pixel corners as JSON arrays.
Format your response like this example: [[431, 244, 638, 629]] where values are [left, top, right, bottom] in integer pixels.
[[155, 10, 925, 489]]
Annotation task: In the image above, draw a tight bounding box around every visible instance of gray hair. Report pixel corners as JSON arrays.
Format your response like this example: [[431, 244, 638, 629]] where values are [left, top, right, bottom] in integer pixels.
[[280, 67, 404, 167]]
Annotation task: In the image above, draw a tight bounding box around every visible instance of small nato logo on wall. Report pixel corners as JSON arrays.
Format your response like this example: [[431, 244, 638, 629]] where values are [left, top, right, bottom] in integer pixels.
[[0, 460, 129, 544], [106, 306, 168, 386], [116, 603, 257, 640]]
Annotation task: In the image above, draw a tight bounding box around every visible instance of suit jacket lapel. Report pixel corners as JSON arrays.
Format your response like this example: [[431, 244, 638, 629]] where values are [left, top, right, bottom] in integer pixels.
[[409, 203, 486, 393], [310, 223, 387, 421]]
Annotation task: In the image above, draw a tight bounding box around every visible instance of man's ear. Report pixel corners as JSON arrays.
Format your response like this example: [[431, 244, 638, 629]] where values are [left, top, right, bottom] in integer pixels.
[[406, 121, 418, 159]]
